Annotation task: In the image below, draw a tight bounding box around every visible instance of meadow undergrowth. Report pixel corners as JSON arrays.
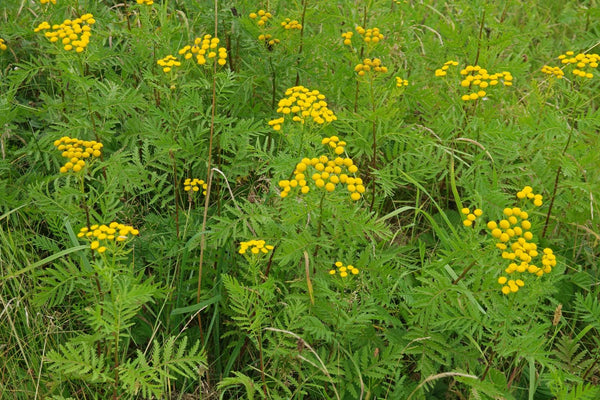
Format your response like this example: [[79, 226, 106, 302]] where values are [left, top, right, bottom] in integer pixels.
[[1, 0, 599, 399]]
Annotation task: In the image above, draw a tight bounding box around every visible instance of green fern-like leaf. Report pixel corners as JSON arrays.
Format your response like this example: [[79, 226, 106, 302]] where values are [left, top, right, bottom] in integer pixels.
[[46, 341, 112, 383], [120, 336, 206, 399]]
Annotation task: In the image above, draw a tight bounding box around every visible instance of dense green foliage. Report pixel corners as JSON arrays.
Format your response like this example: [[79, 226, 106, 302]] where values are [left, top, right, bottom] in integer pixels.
[[1, 0, 599, 398]]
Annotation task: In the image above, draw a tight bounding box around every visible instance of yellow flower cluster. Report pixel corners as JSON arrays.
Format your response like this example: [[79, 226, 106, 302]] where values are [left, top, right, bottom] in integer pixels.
[[434, 60, 458, 77], [281, 18, 302, 30], [40, 0, 56, 4], [258, 33, 280, 47], [157, 55, 180, 73], [459, 65, 513, 101], [34, 14, 95, 53], [341, 31, 353, 46], [53, 136, 103, 173], [461, 207, 482, 227], [249, 9, 273, 27], [557, 51, 599, 79], [329, 261, 359, 277], [158, 35, 228, 74], [136, 0, 154, 5], [179, 35, 227, 66], [184, 178, 207, 195], [321, 135, 347, 155], [516, 185, 543, 207], [238, 239, 274, 255], [396, 77, 409, 87], [541, 65, 564, 79], [355, 26, 384, 44], [279, 146, 364, 201], [268, 86, 337, 130], [486, 188, 556, 294], [78, 222, 140, 253], [354, 58, 388, 76], [0, 39, 7, 51]]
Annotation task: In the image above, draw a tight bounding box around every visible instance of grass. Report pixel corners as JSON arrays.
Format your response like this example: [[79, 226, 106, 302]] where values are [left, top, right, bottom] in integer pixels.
[[1, 0, 599, 399]]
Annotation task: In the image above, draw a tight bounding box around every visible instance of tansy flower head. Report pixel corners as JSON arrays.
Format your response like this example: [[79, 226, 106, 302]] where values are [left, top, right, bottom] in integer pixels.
[[541, 65, 564, 79], [355, 58, 388, 77], [436, 61, 513, 101], [136, 0, 154, 5], [355, 26, 384, 44], [40, 0, 57, 4], [184, 178, 207, 195], [268, 86, 337, 130], [341, 31, 353, 46], [78, 222, 139, 253], [555, 51, 599, 80], [329, 261, 359, 278], [53, 136, 102, 173], [281, 18, 302, 30], [35, 14, 95, 53], [486, 187, 554, 295], [258, 33, 280, 49], [461, 207, 483, 227], [434, 60, 458, 77], [396, 77, 409, 87], [279, 147, 365, 201], [249, 9, 273, 27], [157, 55, 180, 73], [0, 38, 7, 51], [238, 239, 274, 255]]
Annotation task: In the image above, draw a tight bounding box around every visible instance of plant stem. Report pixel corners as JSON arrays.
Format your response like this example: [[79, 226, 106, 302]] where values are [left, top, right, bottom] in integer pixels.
[[451, 260, 476, 285], [542, 103, 578, 238], [369, 76, 377, 212], [294, 0, 308, 86], [170, 150, 180, 239], [197, 0, 219, 342], [257, 328, 268, 397]]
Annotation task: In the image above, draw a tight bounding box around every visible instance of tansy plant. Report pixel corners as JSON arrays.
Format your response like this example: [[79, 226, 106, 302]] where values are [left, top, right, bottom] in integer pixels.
[[435, 60, 514, 101], [34, 14, 95, 53]]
